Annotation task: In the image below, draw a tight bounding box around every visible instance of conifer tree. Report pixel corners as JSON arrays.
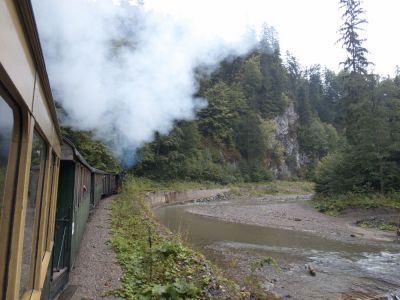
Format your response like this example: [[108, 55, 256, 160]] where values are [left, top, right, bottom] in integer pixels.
[[338, 0, 373, 144], [338, 0, 372, 74]]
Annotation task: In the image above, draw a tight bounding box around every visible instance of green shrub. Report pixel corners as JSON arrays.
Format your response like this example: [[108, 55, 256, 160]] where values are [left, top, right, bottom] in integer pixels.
[[111, 178, 241, 299], [312, 192, 400, 215]]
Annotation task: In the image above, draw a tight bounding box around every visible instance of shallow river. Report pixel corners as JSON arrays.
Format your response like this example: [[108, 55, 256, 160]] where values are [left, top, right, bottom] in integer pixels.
[[155, 200, 400, 300]]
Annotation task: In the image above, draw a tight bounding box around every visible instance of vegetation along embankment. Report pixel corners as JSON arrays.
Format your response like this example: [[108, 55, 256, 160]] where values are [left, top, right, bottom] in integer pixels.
[[312, 192, 400, 232], [110, 178, 253, 300]]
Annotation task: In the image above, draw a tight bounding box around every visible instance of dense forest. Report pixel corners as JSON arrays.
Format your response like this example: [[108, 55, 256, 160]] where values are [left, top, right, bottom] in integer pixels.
[[316, 0, 400, 196], [133, 26, 341, 183], [64, 0, 400, 198], [132, 0, 400, 198], [61, 126, 121, 172]]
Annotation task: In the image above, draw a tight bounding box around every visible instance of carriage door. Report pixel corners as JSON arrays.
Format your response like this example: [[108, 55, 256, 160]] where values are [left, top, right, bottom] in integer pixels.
[[50, 161, 74, 297]]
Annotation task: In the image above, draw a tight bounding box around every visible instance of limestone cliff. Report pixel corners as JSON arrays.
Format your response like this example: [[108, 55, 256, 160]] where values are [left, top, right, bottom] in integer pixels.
[[269, 103, 309, 178]]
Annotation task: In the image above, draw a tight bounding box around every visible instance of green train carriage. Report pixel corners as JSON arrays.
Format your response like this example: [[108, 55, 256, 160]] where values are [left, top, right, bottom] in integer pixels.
[[91, 168, 105, 208], [47, 138, 93, 299]]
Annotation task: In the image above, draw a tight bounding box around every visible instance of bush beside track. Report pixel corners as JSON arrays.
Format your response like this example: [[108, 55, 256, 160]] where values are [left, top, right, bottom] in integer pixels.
[[110, 178, 246, 300]]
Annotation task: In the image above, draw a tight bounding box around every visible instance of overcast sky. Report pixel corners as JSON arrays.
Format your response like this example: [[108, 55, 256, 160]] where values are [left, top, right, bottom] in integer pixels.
[[31, 0, 398, 162], [142, 0, 399, 77]]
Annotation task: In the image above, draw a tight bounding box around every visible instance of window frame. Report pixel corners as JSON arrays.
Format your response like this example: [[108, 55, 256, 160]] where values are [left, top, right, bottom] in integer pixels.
[[40, 151, 54, 260], [4, 103, 62, 300], [36, 150, 59, 289], [19, 128, 48, 298], [0, 86, 22, 300], [43, 153, 57, 253]]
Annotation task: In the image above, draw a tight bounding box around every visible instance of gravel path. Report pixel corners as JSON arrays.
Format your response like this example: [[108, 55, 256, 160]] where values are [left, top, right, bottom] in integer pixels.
[[69, 196, 122, 300]]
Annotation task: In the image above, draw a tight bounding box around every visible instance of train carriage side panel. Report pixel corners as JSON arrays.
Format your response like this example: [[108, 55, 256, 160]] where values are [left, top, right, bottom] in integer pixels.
[[0, 0, 36, 108], [104, 174, 108, 196], [0, 2, 63, 299], [90, 172, 95, 207], [58, 139, 93, 270], [91, 169, 105, 206], [49, 160, 75, 298], [96, 173, 103, 205], [102, 175, 106, 197], [111, 174, 117, 194], [108, 174, 114, 196], [107, 174, 111, 196], [70, 163, 92, 268], [90, 170, 96, 208], [108, 175, 111, 195]]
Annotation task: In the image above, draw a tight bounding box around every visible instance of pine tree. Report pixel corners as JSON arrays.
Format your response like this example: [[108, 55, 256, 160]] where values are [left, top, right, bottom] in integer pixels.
[[285, 52, 302, 99], [337, 0, 374, 144], [338, 0, 372, 74]]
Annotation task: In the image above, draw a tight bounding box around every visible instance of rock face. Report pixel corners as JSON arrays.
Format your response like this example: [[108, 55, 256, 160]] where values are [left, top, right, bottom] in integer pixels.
[[147, 188, 230, 208], [272, 103, 308, 178]]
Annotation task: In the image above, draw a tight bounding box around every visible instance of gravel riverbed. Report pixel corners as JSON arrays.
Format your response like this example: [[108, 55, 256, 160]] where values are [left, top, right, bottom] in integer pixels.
[[186, 194, 399, 245], [156, 194, 400, 299]]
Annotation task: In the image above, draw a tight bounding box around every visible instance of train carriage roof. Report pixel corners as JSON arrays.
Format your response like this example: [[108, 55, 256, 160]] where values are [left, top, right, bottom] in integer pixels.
[[14, 0, 62, 139], [62, 137, 117, 175], [61, 137, 94, 170]]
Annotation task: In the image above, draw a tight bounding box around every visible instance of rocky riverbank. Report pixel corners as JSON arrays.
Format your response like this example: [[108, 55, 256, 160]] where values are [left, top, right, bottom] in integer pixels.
[[155, 193, 400, 299], [186, 194, 399, 245]]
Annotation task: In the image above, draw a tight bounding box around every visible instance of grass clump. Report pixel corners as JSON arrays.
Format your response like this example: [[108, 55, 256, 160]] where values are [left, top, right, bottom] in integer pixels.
[[229, 180, 314, 198], [312, 193, 400, 215], [242, 256, 281, 300], [357, 220, 398, 232], [133, 178, 315, 197], [378, 223, 398, 231], [250, 256, 281, 273], [110, 177, 242, 299], [131, 178, 221, 193]]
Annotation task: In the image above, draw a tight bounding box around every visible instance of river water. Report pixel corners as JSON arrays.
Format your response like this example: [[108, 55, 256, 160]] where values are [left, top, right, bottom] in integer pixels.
[[154, 201, 400, 299]]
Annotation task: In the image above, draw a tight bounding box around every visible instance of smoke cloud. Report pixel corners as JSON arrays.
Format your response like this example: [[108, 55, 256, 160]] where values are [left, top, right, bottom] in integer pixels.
[[32, 0, 259, 166]]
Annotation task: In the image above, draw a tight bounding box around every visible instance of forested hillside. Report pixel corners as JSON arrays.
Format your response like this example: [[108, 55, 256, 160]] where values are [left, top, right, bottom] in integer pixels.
[[134, 15, 400, 197], [61, 0, 400, 198], [61, 126, 121, 172], [133, 25, 340, 183]]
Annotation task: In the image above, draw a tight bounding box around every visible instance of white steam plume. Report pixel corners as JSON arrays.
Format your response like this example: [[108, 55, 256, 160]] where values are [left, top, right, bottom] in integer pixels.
[[32, 0, 258, 166]]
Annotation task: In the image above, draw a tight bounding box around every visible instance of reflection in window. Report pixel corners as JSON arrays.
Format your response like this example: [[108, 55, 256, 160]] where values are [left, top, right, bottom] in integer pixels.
[[42, 153, 55, 258], [20, 131, 46, 297], [0, 97, 14, 222]]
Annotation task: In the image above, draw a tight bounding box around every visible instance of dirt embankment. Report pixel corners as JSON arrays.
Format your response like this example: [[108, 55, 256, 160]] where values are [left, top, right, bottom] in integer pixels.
[[186, 194, 399, 244]]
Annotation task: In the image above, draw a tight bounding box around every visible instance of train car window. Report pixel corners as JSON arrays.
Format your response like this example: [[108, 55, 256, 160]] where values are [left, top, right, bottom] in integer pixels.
[[0, 94, 20, 299], [41, 152, 55, 258], [0, 96, 14, 227], [20, 131, 46, 297], [45, 153, 57, 251]]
